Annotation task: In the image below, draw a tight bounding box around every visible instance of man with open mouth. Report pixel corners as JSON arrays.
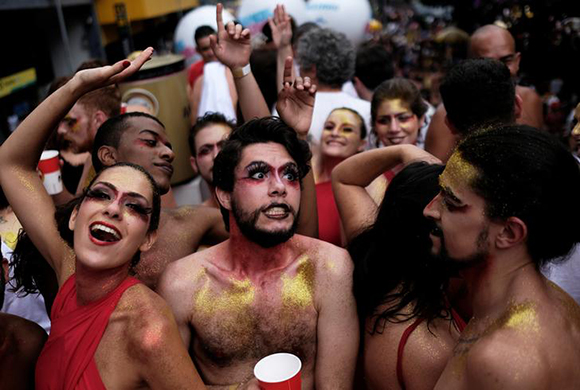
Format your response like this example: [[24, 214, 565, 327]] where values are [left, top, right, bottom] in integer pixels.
[[158, 117, 358, 389]]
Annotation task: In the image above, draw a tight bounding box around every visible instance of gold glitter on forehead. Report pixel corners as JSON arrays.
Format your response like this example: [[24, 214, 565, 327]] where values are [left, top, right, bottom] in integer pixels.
[[281, 255, 315, 310], [440, 152, 479, 189]]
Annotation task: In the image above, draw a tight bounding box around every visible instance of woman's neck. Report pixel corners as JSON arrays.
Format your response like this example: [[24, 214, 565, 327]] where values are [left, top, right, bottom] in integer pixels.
[[74, 260, 130, 305]]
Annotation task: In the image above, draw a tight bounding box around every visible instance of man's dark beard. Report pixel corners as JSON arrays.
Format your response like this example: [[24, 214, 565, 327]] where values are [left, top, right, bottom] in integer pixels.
[[431, 224, 489, 272], [231, 199, 298, 248]]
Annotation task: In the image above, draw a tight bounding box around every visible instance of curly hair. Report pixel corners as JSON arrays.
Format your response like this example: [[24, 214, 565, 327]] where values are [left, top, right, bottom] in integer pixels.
[[296, 27, 355, 88], [213, 117, 311, 230]]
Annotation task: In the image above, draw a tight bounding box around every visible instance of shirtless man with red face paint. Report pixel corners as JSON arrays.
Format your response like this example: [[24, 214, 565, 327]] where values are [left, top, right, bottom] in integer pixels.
[[424, 125, 580, 389], [158, 9, 357, 386], [158, 116, 358, 388]]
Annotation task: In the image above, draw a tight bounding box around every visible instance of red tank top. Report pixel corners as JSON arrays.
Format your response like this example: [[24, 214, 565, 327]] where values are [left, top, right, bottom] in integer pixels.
[[396, 308, 467, 389], [36, 274, 140, 390]]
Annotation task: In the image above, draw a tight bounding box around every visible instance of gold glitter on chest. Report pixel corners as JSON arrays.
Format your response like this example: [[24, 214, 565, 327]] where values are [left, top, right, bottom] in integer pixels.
[[451, 301, 540, 377], [281, 255, 315, 310], [193, 268, 255, 316]]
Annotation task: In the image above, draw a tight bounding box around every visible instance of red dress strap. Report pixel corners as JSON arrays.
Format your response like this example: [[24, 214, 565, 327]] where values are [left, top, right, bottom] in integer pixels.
[[450, 307, 467, 332], [36, 274, 140, 390], [396, 317, 425, 390]]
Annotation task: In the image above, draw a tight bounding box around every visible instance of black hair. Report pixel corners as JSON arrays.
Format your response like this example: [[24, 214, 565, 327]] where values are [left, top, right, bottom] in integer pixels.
[[0, 185, 8, 210], [188, 112, 236, 157], [440, 58, 515, 136], [349, 162, 452, 334], [11, 162, 161, 295], [213, 117, 311, 230], [355, 42, 394, 91], [92, 112, 165, 172], [328, 107, 368, 139], [195, 25, 216, 45], [457, 124, 580, 267]]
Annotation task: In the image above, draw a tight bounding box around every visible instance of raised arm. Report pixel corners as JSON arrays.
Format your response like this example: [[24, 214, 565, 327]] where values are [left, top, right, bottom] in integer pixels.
[[0, 49, 153, 284], [268, 4, 295, 93], [276, 57, 319, 238], [210, 3, 270, 121], [332, 144, 440, 243]]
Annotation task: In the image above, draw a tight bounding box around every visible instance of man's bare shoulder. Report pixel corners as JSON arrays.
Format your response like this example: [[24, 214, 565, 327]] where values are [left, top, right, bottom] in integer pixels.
[[116, 284, 181, 351], [292, 235, 353, 280], [0, 313, 47, 359], [162, 204, 221, 227], [464, 330, 548, 389]]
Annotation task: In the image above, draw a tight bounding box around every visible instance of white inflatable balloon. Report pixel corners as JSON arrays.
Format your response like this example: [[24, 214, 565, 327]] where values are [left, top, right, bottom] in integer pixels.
[[174, 5, 235, 62], [306, 0, 372, 45], [237, 0, 308, 36]]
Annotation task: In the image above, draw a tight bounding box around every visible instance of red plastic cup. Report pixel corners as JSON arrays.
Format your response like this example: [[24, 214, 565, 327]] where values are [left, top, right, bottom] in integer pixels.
[[254, 353, 302, 390], [38, 150, 63, 195]]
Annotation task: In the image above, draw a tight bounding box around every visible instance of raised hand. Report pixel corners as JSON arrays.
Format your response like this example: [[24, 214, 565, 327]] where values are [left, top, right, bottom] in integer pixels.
[[268, 4, 293, 49], [276, 56, 317, 139], [72, 47, 154, 95], [209, 3, 252, 69]]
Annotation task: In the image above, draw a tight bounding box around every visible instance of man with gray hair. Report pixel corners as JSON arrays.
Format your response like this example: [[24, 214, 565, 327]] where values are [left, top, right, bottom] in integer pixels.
[[296, 27, 371, 141]]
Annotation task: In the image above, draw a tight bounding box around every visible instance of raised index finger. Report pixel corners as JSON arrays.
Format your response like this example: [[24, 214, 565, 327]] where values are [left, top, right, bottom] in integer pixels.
[[283, 56, 293, 85], [216, 3, 224, 32]]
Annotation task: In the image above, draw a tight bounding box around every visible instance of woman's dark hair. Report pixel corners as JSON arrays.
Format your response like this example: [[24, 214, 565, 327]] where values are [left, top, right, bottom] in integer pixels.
[[349, 162, 451, 334], [11, 162, 161, 295]]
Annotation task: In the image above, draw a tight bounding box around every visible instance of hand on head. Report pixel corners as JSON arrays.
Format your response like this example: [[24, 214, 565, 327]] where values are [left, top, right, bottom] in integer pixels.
[[276, 56, 317, 139], [210, 3, 252, 69]]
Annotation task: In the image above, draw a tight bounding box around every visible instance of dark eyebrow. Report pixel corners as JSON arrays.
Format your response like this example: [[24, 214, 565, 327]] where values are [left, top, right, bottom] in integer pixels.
[[440, 184, 462, 204], [94, 181, 150, 203], [138, 129, 173, 150], [498, 54, 515, 62]]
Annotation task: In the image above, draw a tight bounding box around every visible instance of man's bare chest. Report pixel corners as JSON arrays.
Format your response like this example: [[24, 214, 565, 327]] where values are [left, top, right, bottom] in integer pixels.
[[189, 263, 319, 367]]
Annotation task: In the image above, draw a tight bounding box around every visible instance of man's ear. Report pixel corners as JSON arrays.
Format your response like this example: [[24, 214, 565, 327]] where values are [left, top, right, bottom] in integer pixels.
[[140, 231, 158, 253], [190, 156, 199, 175], [90, 110, 108, 138], [444, 115, 460, 135], [496, 216, 527, 250], [98, 145, 119, 168], [69, 206, 79, 231], [215, 187, 232, 211], [514, 93, 523, 120]]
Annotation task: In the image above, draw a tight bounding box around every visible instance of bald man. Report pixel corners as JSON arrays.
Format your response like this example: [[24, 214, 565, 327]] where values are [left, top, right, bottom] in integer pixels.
[[425, 24, 544, 162]]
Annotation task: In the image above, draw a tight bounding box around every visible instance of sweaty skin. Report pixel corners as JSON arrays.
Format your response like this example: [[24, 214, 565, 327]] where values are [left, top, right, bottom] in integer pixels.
[[158, 234, 357, 389]]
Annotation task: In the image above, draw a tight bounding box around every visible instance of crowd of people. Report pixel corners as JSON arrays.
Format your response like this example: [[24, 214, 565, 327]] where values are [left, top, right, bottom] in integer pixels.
[[1, 2, 580, 389]]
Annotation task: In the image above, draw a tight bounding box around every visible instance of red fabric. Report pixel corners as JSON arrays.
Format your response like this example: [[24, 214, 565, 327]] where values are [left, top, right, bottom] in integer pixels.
[[36, 274, 140, 390], [396, 308, 466, 390], [188, 60, 205, 88], [383, 169, 396, 182], [316, 181, 342, 246]]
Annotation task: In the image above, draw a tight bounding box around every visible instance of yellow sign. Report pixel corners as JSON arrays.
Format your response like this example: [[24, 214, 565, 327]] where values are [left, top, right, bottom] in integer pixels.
[[96, 0, 199, 25], [0, 68, 37, 99]]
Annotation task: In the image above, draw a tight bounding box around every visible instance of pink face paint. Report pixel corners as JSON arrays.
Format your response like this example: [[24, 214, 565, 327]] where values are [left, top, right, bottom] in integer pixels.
[[237, 161, 300, 189]]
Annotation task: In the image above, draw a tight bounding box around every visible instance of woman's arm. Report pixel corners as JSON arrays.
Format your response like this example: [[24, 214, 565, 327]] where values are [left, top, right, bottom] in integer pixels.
[[332, 145, 440, 243], [0, 49, 153, 284]]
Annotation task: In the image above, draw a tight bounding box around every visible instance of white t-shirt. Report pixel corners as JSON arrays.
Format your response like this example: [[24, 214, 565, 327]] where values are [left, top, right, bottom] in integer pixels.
[[1, 240, 51, 333], [198, 62, 236, 122], [543, 244, 580, 305]]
